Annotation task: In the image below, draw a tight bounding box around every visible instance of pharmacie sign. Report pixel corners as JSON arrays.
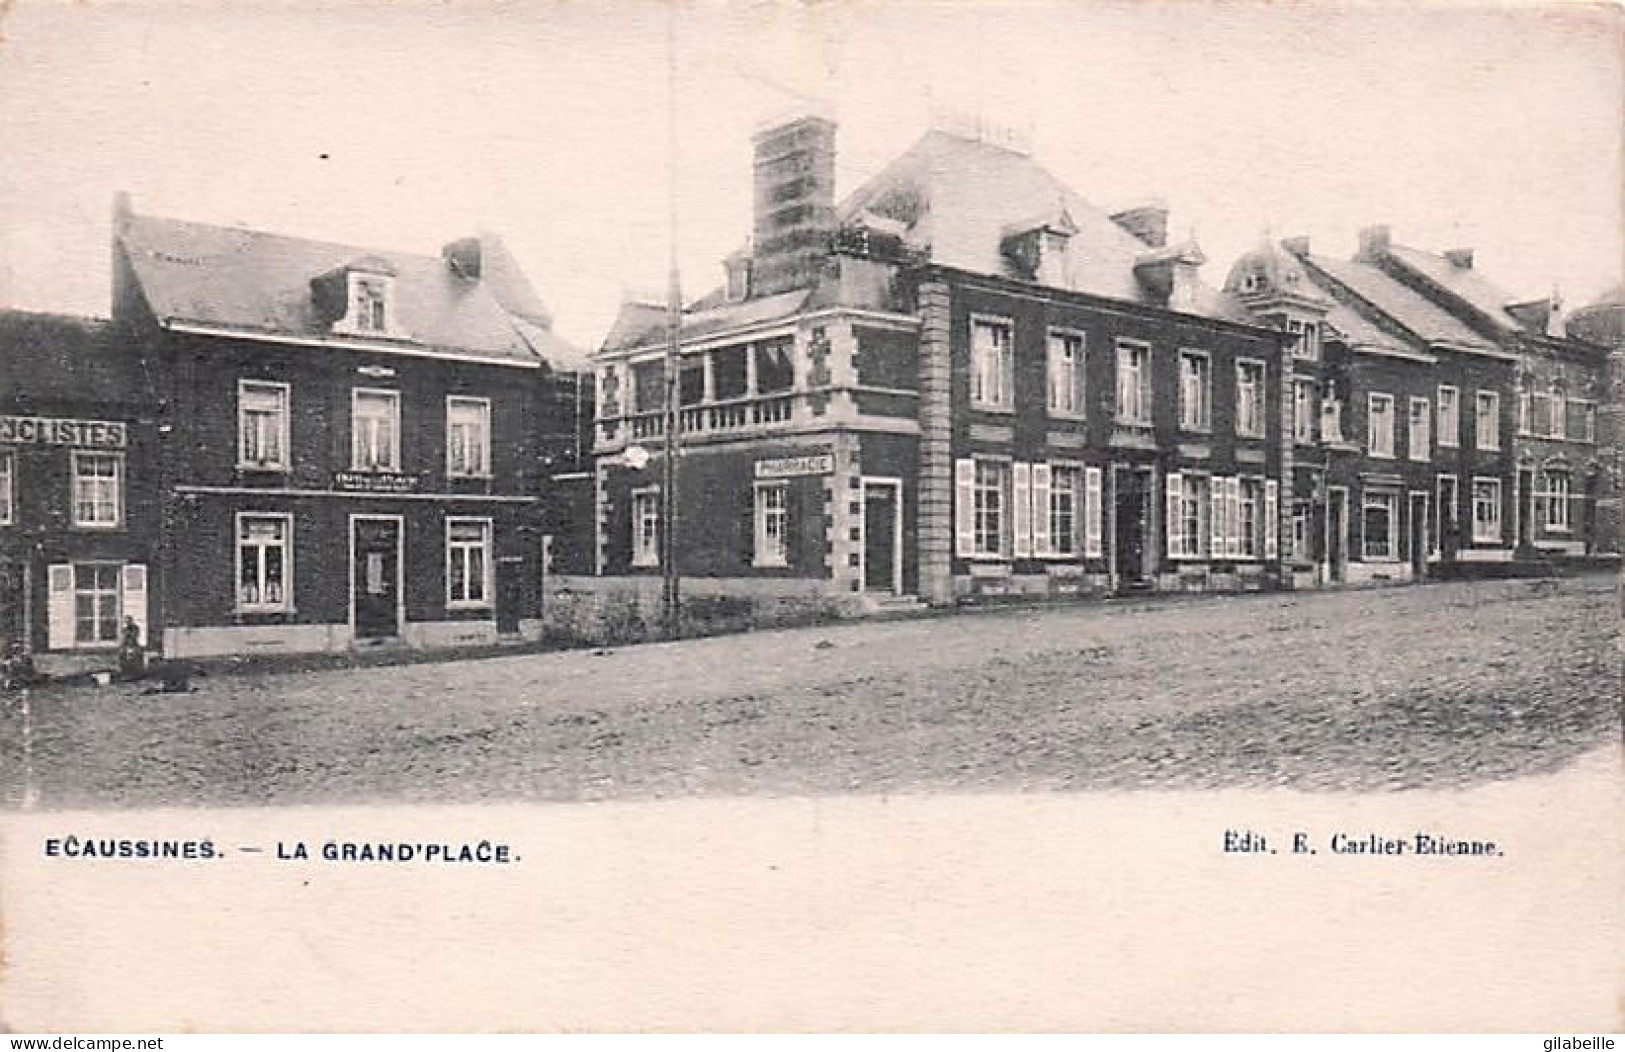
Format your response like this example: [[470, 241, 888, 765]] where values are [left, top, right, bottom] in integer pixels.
[[333, 471, 421, 493], [754, 452, 834, 479], [0, 415, 127, 448]]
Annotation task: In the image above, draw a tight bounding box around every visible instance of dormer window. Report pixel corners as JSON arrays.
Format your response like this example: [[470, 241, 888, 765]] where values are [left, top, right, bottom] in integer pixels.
[[1001, 211, 1077, 287], [1242, 272, 1265, 294], [353, 276, 389, 333]]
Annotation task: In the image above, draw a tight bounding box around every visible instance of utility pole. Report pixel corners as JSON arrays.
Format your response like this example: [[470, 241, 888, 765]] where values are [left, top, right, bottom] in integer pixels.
[[660, 2, 683, 641]]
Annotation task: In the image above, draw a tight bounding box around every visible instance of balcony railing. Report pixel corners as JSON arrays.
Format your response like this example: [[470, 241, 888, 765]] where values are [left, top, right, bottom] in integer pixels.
[[602, 392, 797, 446]]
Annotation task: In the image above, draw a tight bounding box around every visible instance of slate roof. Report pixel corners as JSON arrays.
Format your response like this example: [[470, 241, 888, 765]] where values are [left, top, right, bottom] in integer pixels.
[[601, 289, 811, 353], [0, 311, 152, 408], [117, 212, 554, 367], [1303, 254, 1497, 351], [1384, 245, 1530, 334]]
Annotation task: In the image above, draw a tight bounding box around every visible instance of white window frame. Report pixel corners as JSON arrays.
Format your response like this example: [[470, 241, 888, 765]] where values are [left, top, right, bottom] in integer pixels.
[[1238, 476, 1263, 558], [235, 512, 293, 613], [351, 387, 402, 472], [972, 457, 1012, 558], [1047, 463, 1082, 556], [72, 562, 123, 647], [1475, 390, 1500, 451], [1472, 476, 1502, 543], [446, 516, 494, 610], [1549, 394, 1567, 440], [349, 273, 391, 334], [1293, 379, 1317, 445], [753, 480, 789, 568], [1539, 469, 1572, 532], [1361, 488, 1400, 561], [71, 451, 123, 529], [970, 315, 1015, 412], [1570, 399, 1596, 443], [0, 449, 12, 526], [446, 395, 492, 479], [631, 486, 661, 568], [238, 380, 291, 471], [1408, 396, 1431, 462], [1168, 472, 1209, 560], [1046, 328, 1086, 419], [1178, 349, 1212, 433], [1436, 386, 1459, 448], [1115, 339, 1152, 426], [1235, 358, 1267, 438], [1367, 393, 1395, 459]]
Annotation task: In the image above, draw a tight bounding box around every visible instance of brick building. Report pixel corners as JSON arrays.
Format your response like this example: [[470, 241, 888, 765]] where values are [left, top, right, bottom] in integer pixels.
[[583, 117, 1288, 628], [0, 311, 162, 673], [1225, 236, 1520, 585], [110, 197, 580, 658], [1565, 284, 1625, 553]]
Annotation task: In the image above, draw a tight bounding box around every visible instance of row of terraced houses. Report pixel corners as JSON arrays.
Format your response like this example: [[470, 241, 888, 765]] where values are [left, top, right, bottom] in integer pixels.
[[2, 116, 1621, 670]]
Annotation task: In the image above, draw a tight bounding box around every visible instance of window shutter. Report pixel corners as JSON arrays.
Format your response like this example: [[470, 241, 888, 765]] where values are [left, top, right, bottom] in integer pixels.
[[1228, 479, 1242, 557], [1013, 463, 1033, 558], [1264, 480, 1280, 559], [1209, 476, 1225, 560], [47, 564, 73, 651], [1084, 467, 1103, 557], [955, 459, 975, 558], [1030, 464, 1052, 556], [1165, 472, 1183, 559], [122, 563, 149, 647]]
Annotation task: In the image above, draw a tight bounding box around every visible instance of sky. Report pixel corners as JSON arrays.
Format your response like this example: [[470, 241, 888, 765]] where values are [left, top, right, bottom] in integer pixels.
[[0, 1, 1619, 353]]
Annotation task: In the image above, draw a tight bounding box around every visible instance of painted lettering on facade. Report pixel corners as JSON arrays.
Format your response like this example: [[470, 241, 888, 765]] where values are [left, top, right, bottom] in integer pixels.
[[0, 415, 127, 448], [332, 471, 421, 493], [753, 453, 834, 479]]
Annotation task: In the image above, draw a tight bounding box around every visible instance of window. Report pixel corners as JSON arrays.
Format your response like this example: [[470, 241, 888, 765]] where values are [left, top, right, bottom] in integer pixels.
[[72, 452, 122, 528], [0, 450, 12, 525], [1550, 394, 1567, 439], [1238, 478, 1262, 557], [1288, 318, 1320, 360], [1293, 380, 1317, 444], [1049, 465, 1081, 555], [238, 381, 290, 469], [1408, 397, 1431, 462], [446, 396, 491, 478], [446, 518, 492, 608], [754, 482, 789, 567], [1179, 351, 1211, 431], [1437, 386, 1459, 448], [1367, 393, 1395, 458], [973, 459, 1010, 557], [74, 564, 121, 645], [353, 277, 388, 333], [352, 389, 400, 471], [1362, 489, 1399, 560], [1540, 470, 1572, 531], [1569, 400, 1596, 442], [631, 360, 665, 414], [1235, 360, 1266, 438], [1115, 341, 1151, 425], [237, 514, 291, 612], [1528, 391, 1552, 436], [1290, 501, 1310, 561], [970, 317, 1014, 411], [631, 488, 660, 567], [1047, 329, 1085, 417], [1167, 473, 1209, 559], [1475, 391, 1500, 450], [1472, 478, 1502, 542], [1321, 397, 1346, 444]]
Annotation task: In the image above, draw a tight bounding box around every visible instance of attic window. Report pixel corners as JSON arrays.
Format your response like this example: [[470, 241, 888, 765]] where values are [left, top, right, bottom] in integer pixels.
[[352, 276, 389, 333], [1242, 272, 1265, 293]]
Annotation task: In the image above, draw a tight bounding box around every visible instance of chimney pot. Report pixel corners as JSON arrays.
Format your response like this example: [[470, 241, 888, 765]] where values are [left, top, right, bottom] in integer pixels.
[[1444, 247, 1474, 269], [443, 237, 483, 280]]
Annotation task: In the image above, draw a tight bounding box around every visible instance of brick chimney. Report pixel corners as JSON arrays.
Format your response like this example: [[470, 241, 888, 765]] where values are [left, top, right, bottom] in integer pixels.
[[1356, 224, 1391, 262], [1110, 203, 1169, 248], [749, 115, 837, 298], [1444, 247, 1475, 270], [1281, 235, 1311, 258]]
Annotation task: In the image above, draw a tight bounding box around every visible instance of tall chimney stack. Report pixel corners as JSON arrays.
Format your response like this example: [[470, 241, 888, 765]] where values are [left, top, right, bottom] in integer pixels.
[[1356, 224, 1392, 262], [750, 115, 837, 298]]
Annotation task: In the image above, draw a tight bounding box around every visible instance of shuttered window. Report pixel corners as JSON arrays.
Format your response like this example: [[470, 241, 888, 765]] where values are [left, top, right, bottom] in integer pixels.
[[1084, 467, 1103, 557], [1013, 463, 1032, 558]]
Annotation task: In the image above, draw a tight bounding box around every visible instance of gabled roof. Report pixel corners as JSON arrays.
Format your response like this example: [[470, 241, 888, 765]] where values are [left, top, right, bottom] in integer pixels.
[[601, 288, 810, 354], [117, 212, 545, 366], [1303, 254, 1498, 352], [0, 310, 152, 408], [835, 129, 1249, 323], [1384, 245, 1531, 335]]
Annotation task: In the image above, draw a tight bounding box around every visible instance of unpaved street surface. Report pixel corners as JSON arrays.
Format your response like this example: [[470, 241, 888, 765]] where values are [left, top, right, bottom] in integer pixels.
[[3, 575, 1619, 808]]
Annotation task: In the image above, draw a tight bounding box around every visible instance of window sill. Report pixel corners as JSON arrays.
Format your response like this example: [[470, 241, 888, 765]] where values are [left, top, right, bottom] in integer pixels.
[[970, 403, 1015, 415], [630, 559, 660, 570], [237, 463, 291, 474], [350, 466, 404, 474], [752, 559, 789, 570], [1179, 425, 1212, 436], [235, 606, 293, 616], [1046, 411, 1087, 423], [1236, 432, 1267, 442], [447, 602, 493, 613], [447, 472, 494, 481], [70, 523, 123, 532]]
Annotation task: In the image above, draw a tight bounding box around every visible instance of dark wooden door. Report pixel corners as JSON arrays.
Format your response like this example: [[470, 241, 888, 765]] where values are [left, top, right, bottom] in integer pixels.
[[1409, 494, 1428, 580], [353, 518, 400, 640], [1328, 490, 1347, 582], [863, 485, 897, 593], [1114, 470, 1146, 582], [496, 555, 523, 634]]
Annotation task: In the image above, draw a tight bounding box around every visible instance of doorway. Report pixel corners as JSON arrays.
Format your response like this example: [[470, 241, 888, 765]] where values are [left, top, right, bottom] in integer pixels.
[[351, 515, 403, 641], [1408, 492, 1429, 581], [1114, 467, 1152, 585], [1326, 487, 1349, 583], [862, 478, 903, 595]]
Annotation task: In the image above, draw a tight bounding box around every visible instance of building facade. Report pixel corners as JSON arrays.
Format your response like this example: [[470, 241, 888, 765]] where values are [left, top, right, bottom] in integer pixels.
[[111, 198, 579, 658], [0, 311, 162, 674], [585, 117, 1289, 626]]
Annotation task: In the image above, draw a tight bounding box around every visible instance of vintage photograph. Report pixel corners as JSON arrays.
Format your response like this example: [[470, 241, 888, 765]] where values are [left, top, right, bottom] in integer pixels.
[[0, 0, 1620, 1033]]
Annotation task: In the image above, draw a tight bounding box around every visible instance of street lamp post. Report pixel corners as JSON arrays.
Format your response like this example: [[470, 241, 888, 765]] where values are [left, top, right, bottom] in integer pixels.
[[660, 3, 683, 641]]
